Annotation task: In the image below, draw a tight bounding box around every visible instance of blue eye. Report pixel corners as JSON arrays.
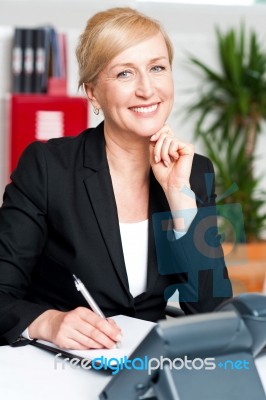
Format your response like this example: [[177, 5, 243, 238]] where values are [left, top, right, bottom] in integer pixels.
[[151, 65, 165, 72], [117, 70, 132, 79]]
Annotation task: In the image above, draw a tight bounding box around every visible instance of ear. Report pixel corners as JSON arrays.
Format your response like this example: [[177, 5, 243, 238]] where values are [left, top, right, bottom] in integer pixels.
[[83, 83, 101, 109]]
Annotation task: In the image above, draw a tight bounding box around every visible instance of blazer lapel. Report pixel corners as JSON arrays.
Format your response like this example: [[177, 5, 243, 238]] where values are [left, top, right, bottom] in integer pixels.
[[146, 171, 170, 292], [82, 123, 131, 298]]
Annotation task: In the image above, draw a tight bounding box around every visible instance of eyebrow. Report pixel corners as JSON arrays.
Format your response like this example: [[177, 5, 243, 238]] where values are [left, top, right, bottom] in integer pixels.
[[109, 57, 169, 71]]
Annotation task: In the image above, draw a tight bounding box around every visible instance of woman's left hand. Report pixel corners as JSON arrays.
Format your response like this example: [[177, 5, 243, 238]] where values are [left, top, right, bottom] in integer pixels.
[[149, 125, 197, 230], [149, 125, 194, 193]]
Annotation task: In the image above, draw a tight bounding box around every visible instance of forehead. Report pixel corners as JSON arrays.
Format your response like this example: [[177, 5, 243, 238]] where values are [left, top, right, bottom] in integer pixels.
[[107, 32, 169, 69]]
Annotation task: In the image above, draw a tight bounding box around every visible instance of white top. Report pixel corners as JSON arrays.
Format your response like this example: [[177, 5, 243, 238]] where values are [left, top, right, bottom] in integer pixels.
[[119, 220, 149, 298]]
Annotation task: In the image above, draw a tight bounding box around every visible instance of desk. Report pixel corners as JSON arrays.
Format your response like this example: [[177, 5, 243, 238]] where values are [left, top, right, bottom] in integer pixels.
[[0, 345, 111, 400], [1, 345, 266, 400]]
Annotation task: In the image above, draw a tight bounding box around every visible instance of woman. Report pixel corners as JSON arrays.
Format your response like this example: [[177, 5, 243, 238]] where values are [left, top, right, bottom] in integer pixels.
[[0, 7, 232, 349]]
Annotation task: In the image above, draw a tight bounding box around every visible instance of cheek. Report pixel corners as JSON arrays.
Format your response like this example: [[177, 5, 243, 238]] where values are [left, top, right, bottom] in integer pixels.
[[168, 87, 174, 110], [158, 75, 174, 99], [105, 86, 131, 108], [166, 77, 174, 97], [162, 79, 174, 116], [163, 80, 174, 108]]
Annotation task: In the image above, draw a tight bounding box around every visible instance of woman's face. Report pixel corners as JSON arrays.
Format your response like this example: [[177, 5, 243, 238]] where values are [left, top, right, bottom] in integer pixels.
[[89, 31, 174, 139]]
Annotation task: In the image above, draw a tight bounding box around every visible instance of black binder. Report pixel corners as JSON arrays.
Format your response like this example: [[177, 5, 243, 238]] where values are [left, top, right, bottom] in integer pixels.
[[11, 28, 26, 93], [34, 27, 50, 93], [23, 28, 36, 93]]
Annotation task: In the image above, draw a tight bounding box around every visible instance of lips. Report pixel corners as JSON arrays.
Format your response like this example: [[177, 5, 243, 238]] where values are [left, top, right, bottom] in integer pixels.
[[130, 103, 159, 113]]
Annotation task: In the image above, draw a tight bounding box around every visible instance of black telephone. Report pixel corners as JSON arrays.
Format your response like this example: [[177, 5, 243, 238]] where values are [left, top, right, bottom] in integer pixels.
[[218, 293, 266, 357], [100, 294, 266, 400]]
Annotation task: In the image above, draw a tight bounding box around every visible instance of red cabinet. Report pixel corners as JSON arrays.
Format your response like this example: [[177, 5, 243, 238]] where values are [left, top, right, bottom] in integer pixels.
[[10, 95, 88, 173]]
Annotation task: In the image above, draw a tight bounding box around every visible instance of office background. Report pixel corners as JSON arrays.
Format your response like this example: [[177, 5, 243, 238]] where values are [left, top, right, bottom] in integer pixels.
[[1, 4, 266, 399], [0, 0, 266, 238]]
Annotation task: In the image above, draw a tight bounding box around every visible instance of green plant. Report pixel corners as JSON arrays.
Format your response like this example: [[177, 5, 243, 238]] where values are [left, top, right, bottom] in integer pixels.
[[186, 25, 266, 242]]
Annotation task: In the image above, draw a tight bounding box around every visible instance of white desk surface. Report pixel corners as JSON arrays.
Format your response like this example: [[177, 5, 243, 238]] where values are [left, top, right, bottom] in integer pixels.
[[1, 344, 266, 400], [0, 344, 111, 400]]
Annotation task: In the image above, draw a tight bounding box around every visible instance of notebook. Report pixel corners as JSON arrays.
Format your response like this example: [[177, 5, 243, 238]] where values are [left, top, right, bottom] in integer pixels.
[[31, 315, 155, 366]]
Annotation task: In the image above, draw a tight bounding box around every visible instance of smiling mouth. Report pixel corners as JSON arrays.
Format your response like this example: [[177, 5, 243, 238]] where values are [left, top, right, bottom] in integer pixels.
[[130, 104, 159, 113]]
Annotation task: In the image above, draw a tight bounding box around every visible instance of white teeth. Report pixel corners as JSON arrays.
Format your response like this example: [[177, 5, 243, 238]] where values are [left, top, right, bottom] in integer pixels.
[[131, 104, 158, 113]]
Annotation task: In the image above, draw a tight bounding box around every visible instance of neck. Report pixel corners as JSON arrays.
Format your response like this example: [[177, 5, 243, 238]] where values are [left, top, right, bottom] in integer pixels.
[[104, 126, 150, 183]]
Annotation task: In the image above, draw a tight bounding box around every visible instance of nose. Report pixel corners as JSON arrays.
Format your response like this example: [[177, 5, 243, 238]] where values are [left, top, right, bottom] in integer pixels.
[[135, 72, 154, 98]]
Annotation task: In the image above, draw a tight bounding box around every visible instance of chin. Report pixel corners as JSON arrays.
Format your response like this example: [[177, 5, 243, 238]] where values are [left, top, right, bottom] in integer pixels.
[[137, 122, 166, 138], [135, 130, 158, 139]]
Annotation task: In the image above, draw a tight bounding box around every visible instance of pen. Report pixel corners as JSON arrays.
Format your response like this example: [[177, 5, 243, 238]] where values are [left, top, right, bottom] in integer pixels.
[[73, 274, 121, 347], [73, 274, 105, 318]]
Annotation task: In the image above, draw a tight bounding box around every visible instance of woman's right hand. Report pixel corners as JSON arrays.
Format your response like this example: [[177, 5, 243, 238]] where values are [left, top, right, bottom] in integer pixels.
[[28, 307, 122, 350]]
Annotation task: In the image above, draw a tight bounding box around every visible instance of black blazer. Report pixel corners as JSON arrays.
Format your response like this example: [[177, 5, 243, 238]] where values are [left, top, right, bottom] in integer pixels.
[[0, 122, 232, 344]]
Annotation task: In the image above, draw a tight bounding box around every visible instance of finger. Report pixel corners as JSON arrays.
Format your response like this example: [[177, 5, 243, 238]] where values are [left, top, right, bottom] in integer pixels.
[[160, 136, 174, 166], [58, 332, 105, 350], [65, 317, 119, 349], [66, 340, 101, 350], [50, 316, 106, 350], [79, 309, 122, 343], [94, 318, 122, 343], [153, 132, 171, 163], [150, 124, 172, 142], [168, 140, 180, 160], [66, 307, 122, 347], [107, 318, 122, 331], [175, 141, 194, 156], [84, 324, 119, 349]]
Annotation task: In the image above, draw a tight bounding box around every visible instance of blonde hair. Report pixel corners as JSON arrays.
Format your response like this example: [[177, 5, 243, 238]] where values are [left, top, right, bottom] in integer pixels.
[[76, 7, 174, 88]]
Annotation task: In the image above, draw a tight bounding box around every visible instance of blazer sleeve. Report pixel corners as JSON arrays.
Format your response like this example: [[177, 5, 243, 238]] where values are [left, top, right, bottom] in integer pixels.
[[0, 142, 51, 344], [179, 157, 232, 313], [154, 157, 233, 314]]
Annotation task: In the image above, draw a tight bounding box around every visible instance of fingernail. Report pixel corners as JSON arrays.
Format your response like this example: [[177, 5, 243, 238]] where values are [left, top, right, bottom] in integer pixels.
[[150, 134, 156, 141], [116, 334, 122, 341], [155, 156, 160, 163], [164, 160, 170, 167]]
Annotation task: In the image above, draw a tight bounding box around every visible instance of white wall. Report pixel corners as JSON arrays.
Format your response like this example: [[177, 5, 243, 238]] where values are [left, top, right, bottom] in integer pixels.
[[0, 0, 266, 206]]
